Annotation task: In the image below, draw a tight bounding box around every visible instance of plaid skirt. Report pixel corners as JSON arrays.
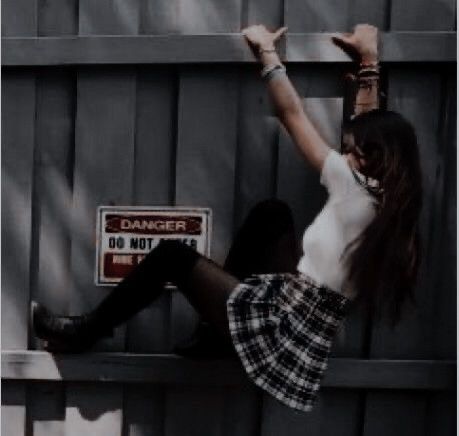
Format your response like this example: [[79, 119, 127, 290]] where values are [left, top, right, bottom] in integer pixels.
[[226, 272, 350, 412]]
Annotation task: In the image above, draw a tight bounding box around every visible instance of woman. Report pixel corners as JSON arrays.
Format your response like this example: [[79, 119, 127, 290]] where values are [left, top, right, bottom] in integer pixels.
[[32, 24, 423, 412]]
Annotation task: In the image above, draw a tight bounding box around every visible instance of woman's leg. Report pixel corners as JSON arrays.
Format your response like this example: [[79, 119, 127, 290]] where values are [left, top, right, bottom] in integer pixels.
[[32, 199, 299, 352], [32, 240, 239, 351], [224, 199, 300, 279]]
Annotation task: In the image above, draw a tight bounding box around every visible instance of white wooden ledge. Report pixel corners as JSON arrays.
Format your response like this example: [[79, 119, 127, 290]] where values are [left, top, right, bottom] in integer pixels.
[[1, 351, 455, 390]]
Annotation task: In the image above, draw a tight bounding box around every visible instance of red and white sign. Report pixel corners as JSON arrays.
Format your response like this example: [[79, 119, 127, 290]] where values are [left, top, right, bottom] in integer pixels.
[[96, 206, 211, 286]]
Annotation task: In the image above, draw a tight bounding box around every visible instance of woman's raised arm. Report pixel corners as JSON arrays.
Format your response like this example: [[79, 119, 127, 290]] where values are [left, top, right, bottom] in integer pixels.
[[332, 24, 380, 116], [242, 25, 331, 172]]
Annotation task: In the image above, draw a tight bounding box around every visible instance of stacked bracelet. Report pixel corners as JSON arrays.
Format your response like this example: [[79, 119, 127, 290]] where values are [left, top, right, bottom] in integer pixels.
[[261, 64, 286, 81], [357, 60, 379, 91], [358, 61, 380, 77], [259, 46, 276, 55], [357, 76, 379, 90]]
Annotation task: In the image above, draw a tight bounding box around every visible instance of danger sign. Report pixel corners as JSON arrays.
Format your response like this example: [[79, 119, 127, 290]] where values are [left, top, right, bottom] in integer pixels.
[[96, 206, 211, 286]]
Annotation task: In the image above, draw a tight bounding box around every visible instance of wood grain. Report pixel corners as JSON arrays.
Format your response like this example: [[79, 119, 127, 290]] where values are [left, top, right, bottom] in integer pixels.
[[3, 32, 456, 65], [2, 352, 455, 390]]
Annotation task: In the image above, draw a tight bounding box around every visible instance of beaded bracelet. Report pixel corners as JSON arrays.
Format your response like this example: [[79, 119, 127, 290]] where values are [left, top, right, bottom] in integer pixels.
[[357, 76, 379, 90], [261, 64, 286, 80], [265, 66, 287, 81], [358, 68, 380, 78], [259, 46, 277, 55]]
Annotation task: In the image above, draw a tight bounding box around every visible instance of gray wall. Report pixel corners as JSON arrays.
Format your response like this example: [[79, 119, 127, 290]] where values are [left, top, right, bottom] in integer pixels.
[[2, 0, 456, 435]]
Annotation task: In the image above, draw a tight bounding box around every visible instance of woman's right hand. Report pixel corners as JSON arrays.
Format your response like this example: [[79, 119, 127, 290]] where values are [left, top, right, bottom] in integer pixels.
[[242, 24, 287, 52], [332, 24, 379, 63]]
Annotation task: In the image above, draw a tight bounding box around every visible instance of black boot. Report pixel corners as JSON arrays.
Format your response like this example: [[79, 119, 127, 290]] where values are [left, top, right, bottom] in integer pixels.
[[31, 240, 200, 352], [31, 301, 113, 352]]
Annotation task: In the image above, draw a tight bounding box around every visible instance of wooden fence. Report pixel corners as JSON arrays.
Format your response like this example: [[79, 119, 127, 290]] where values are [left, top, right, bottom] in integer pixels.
[[2, 0, 456, 435]]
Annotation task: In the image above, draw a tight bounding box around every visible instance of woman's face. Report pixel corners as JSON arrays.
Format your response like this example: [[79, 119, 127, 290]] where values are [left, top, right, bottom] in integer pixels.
[[341, 132, 366, 172]]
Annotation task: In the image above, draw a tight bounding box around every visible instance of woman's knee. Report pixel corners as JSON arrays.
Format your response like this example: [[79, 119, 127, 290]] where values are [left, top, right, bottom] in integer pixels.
[[144, 239, 201, 282]]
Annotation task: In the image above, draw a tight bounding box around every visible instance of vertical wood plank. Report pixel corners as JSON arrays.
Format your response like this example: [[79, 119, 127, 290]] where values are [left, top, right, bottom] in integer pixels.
[[127, 2, 179, 431], [1, 3, 36, 436], [1, 0, 37, 36], [175, 68, 239, 263], [233, 71, 279, 230], [221, 384, 261, 436], [122, 67, 177, 436], [79, 0, 140, 35], [28, 2, 79, 432], [164, 386, 225, 436], [64, 3, 140, 436], [2, 382, 27, 436], [260, 393, 323, 436], [31, 69, 75, 346], [37, 0, 78, 35], [246, 0, 284, 27], [319, 389, 362, 436], [390, 0, 456, 30], [166, 65, 240, 436], [67, 65, 130, 436], [139, 0, 179, 34], [285, 0, 352, 32], [1, 0, 37, 350], [362, 391, 429, 436], [28, 68, 73, 436], [125, 67, 177, 354], [425, 391, 456, 436], [349, 0, 387, 29], [286, 0, 388, 32], [70, 69, 136, 345], [65, 384, 123, 436], [123, 385, 165, 436], [432, 69, 456, 361], [71, 0, 139, 339], [1, 71, 35, 351], [28, 382, 65, 436], [175, 0, 242, 33]]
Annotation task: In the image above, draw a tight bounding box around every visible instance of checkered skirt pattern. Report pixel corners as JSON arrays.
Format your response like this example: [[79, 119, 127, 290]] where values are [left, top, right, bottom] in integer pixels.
[[227, 273, 350, 412]]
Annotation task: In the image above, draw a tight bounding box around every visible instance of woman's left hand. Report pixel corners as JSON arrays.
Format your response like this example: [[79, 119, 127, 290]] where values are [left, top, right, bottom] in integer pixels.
[[242, 24, 288, 52], [332, 24, 379, 63]]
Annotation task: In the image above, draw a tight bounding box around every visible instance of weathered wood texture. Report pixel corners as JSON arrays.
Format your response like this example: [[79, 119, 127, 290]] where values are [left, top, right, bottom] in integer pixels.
[[1, 0, 456, 435], [2, 32, 456, 65], [2, 351, 456, 389]]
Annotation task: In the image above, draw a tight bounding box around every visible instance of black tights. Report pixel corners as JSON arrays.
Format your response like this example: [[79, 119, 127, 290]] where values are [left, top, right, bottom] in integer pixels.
[[93, 199, 299, 344]]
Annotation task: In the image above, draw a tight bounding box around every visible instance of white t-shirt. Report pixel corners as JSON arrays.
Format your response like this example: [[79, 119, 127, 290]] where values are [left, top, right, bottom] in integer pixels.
[[297, 150, 378, 297]]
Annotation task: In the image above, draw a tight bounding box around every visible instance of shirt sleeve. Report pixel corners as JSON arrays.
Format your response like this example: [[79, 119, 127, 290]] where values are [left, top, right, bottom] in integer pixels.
[[320, 150, 357, 197]]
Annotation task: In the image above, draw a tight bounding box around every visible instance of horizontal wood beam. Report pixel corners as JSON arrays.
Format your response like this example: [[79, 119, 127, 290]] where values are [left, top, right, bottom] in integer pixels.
[[2, 32, 455, 66], [1, 351, 455, 390]]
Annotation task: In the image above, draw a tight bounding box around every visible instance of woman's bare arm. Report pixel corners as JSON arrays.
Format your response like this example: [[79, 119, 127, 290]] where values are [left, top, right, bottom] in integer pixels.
[[242, 25, 330, 172], [333, 24, 380, 115]]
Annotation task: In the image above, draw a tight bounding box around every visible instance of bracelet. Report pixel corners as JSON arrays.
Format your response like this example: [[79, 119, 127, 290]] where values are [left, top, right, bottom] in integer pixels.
[[259, 46, 276, 55], [358, 69, 380, 78], [261, 63, 285, 79], [357, 77, 379, 90], [265, 66, 287, 81]]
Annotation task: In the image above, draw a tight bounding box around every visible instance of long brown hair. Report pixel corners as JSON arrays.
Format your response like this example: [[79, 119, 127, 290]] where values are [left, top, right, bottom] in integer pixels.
[[342, 110, 423, 326]]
